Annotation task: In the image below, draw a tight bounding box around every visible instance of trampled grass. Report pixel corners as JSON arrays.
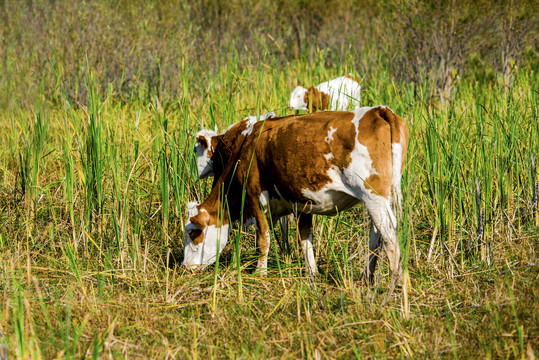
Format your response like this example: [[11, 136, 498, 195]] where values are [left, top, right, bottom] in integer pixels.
[[0, 49, 537, 358]]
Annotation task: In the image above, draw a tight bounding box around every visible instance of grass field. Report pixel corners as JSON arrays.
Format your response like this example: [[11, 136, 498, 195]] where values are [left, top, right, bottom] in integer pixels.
[[1, 2, 538, 358]]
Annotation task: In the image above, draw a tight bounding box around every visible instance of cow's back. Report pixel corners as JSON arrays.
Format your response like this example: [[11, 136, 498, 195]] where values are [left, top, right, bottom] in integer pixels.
[[256, 112, 354, 201], [252, 108, 396, 213]]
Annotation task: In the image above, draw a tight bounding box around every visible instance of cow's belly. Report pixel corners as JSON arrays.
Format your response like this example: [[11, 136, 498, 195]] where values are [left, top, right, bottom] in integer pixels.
[[269, 188, 360, 217], [298, 189, 359, 215]]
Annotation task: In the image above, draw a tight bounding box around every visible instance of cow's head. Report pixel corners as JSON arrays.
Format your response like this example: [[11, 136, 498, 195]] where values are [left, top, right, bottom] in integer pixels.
[[289, 85, 308, 111], [182, 201, 230, 270], [194, 129, 218, 179]]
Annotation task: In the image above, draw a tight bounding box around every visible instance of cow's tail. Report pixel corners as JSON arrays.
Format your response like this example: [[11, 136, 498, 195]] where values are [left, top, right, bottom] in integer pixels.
[[378, 106, 409, 218]]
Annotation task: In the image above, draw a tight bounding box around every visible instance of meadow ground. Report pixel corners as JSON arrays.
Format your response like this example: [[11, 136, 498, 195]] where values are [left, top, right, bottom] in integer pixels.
[[0, 56, 537, 359], [0, 1, 538, 359]]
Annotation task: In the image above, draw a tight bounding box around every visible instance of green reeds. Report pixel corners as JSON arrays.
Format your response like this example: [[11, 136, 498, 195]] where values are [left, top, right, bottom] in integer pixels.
[[62, 105, 76, 242], [0, 41, 537, 358], [82, 69, 105, 229], [17, 110, 49, 220]]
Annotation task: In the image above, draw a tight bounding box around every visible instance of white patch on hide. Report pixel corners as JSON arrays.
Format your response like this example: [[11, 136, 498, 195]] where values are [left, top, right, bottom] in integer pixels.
[[242, 125, 254, 136], [315, 74, 362, 110], [186, 201, 199, 217], [325, 126, 337, 143], [391, 143, 402, 189], [299, 107, 382, 214]]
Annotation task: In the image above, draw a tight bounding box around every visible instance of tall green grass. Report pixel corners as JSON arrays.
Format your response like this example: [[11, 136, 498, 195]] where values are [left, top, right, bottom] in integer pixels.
[[0, 47, 537, 358]]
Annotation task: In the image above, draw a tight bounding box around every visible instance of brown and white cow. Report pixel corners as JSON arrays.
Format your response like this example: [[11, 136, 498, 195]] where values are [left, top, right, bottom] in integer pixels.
[[289, 74, 361, 112], [183, 106, 408, 282]]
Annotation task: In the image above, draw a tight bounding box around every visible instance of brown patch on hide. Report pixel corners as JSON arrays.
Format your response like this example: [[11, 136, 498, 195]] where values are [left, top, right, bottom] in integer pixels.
[[189, 210, 210, 245], [188, 204, 230, 245], [196, 135, 208, 150], [304, 86, 330, 112], [209, 135, 220, 157], [189, 228, 204, 245], [345, 73, 361, 84], [257, 111, 356, 200]]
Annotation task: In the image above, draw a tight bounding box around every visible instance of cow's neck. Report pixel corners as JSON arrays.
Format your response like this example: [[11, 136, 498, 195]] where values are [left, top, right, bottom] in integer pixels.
[[207, 175, 257, 226], [199, 181, 231, 226]]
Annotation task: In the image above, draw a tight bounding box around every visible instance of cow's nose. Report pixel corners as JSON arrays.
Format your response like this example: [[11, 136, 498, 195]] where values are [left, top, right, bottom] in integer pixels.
[[180, 261, 197, 272], [181, 264, 192, 272]]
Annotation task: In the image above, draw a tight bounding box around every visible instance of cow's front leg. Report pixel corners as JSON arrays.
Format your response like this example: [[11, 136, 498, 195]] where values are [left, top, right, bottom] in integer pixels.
[[252, 204, 271, 275], [297, 213, 317, 277]]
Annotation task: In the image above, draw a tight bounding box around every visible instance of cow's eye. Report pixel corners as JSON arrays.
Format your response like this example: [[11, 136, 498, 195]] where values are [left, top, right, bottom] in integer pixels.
[[187, 228, 203, 242]]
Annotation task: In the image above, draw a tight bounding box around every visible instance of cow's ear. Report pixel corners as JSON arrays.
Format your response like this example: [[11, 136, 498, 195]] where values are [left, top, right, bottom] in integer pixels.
[[196, 135, 208, 150], [190, 210, 210, 228]]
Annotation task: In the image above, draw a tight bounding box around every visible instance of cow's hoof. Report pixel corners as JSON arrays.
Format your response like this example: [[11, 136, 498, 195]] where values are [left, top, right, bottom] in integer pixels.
[[256, 268, 268, 276], [390, 271, 404, 288]]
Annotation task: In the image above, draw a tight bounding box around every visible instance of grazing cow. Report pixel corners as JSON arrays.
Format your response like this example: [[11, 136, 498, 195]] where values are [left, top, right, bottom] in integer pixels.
[[183, 106, 408, 284], [194, 112, 276, 179], [193, 111, 292, 246], [289, 74, 361, 112]]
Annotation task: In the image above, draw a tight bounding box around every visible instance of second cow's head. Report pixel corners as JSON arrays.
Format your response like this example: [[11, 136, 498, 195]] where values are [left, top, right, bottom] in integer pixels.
[[289, 85, 329, 112], [194, 129, 219, 179]]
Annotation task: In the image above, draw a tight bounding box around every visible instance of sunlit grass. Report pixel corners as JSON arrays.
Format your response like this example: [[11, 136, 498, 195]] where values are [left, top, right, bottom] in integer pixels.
[[0, 49, 537, 358]]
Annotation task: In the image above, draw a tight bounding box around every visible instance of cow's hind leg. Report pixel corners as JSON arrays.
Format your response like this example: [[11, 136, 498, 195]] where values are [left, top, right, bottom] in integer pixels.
[[297, 213, 317, 277], [363, 196, 401, 282], [361, 223, 382, 284], [278, 215, 291, 253]]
